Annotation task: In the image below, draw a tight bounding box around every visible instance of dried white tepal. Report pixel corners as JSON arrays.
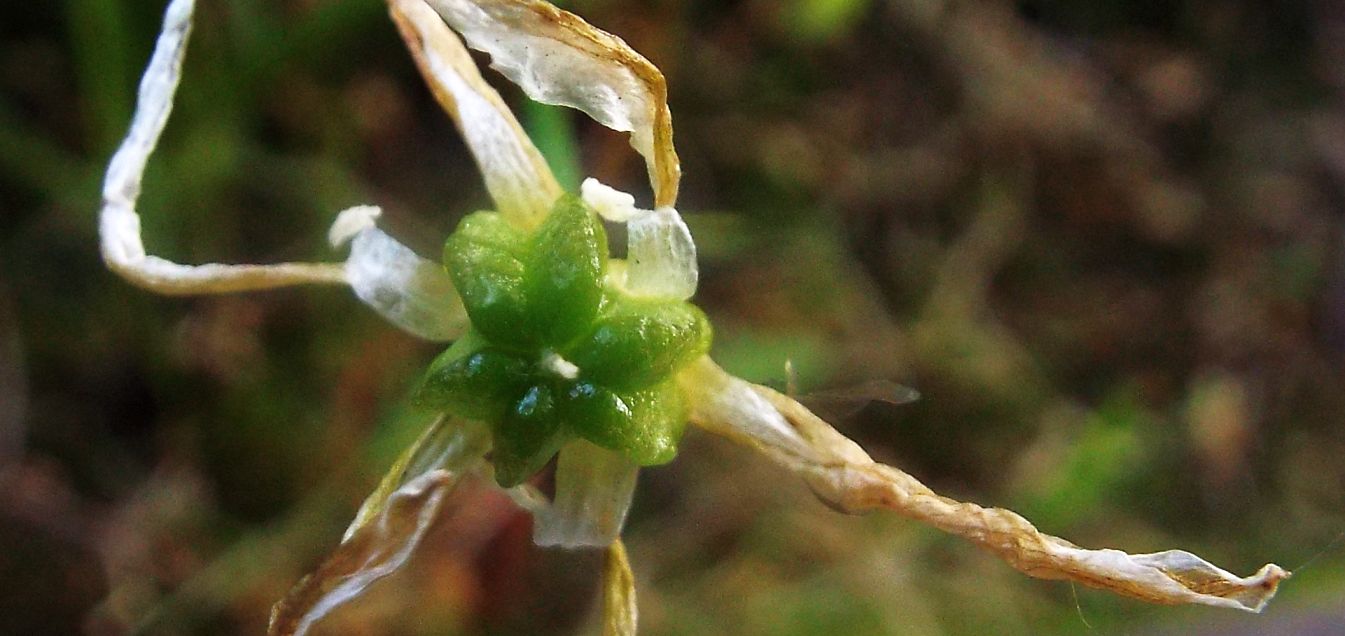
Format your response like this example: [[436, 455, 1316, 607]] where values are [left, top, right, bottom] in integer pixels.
[[99, 0, 1287, 633]]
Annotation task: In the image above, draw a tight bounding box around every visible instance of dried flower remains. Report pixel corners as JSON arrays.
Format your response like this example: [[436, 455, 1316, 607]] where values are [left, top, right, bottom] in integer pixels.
[[99, 0, 1288, 633]]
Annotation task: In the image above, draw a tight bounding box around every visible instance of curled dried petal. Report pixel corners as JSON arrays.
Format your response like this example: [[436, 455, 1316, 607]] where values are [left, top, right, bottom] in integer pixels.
[[389, 0, 562, 226], [332, 206, 469, 342], [426, 0, 681, 207], [100, 0, 347, 294], [342, 416, 490, 542], [102, 0, 470, 348], [678, 357, 1288, 612], [271, 420, 489, 635], [268, 470, 463, 636], [534, 441, 639, 548]]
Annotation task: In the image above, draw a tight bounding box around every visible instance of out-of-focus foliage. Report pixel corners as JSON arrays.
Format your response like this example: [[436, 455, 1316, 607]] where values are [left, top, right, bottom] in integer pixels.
[[2, 0, 1343, 633]]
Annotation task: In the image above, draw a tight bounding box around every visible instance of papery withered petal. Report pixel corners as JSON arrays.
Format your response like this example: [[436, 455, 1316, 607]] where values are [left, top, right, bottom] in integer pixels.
[[581, 179, 699, 300], [268, 469, 463, 636], [679, 357, 867, 467], [678, 357, 1288, 612], [100, 0, 348, 294], [341, 416, 490, 542], [624, 206, 698, 300], [602, 539, 638, 636], [271, 419, 488, 635], [390, 0, 562, 227], [426, 0, 681, 207], [331, 206, 468, 342], [534, 440, 639, 548]]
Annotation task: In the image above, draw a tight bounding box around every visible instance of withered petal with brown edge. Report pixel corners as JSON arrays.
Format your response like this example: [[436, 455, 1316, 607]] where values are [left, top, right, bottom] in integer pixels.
[[389, 0, 563, 227], [424, 0, 681, 208], [270, 418, 490, 636]]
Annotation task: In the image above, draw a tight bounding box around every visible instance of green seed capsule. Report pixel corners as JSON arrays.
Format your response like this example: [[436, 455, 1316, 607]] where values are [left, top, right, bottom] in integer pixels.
[[415, 332, 532, 422], [432, 194, 712, 486]]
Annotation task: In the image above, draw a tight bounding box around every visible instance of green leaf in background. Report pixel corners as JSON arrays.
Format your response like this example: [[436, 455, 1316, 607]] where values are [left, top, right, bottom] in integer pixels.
[[522, 100, 582, 191]]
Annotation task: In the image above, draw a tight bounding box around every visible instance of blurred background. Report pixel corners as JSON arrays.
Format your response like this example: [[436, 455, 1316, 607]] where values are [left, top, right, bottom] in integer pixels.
[[3, 0, 1345, 633]]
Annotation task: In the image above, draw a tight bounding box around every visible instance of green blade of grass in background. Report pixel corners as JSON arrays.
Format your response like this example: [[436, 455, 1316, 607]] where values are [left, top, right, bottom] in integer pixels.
[[522, 100, 583, 192], [64, 0, 133, 155]]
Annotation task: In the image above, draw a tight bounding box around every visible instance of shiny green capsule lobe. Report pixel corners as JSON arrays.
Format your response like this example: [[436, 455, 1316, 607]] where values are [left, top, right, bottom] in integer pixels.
[[522, 195, 607, 347], [416, 334, 532, 422], [565, 298, 711, 391], [493, 384, 565, 487], [443, 212, 532, 348], [560, 380, 685, 465]]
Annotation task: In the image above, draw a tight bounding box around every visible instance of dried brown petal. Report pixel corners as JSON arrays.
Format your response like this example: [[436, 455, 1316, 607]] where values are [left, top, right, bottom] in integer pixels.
[[342, 417, 489, 541], [425, 0, 681, 207], [602, 539, 638, 636], [679, 357, 1288, 612], [389, 0, 563, 226]]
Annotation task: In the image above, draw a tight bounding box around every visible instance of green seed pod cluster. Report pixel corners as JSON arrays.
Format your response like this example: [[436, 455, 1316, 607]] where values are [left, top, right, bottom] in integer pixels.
[[416, 195, 712, 486]]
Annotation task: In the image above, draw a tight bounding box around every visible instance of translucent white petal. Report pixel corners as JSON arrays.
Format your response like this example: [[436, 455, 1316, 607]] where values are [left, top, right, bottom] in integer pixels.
[[624, 206, 698, 300], [390, 0, 561, 227], [426, 0, 681, 207], [533, 440, 639, 549], [331, 206, 467, 342], [581, 178, 698, 300], [678, 356, 1287, 612], [99, 0, 349, 295]]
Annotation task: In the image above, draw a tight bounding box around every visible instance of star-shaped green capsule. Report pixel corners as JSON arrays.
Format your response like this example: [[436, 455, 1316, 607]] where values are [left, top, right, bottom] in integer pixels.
[[415, 195, 712, 487]]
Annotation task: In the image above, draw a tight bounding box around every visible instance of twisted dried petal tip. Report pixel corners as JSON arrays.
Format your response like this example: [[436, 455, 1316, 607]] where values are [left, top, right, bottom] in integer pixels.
[[678, 357, 1289, 614], [1131, 554, 1288, 612]]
